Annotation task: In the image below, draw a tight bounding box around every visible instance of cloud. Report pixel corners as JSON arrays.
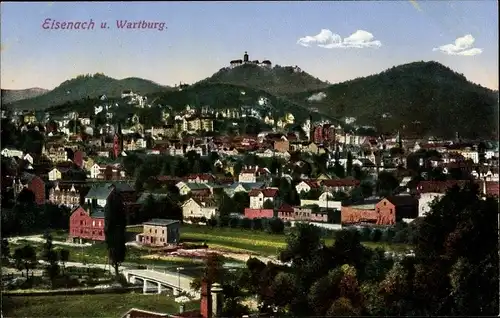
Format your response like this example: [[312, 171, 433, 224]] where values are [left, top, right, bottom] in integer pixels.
[[409, 0, 422, 12], [307, 92, 327, 102], [297, 29, 382, 49], [433, 34, 483, 56]]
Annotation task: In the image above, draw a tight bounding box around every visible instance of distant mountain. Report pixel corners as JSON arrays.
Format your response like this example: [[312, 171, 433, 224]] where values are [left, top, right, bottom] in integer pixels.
[[1, 88, 49, 104], [199, 63, 329, 95], [287, 61, 498, 139], [5, 73, 171, 110]]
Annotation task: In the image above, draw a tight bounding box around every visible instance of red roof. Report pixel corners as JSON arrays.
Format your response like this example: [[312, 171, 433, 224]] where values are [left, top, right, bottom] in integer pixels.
[[249, 188, 279, 197], [303, 180, 320, 188], [321, 178, 360, 187], [185, 174, 215, 181], [278, 203, 294, 212], [415, 180, 472, 194]]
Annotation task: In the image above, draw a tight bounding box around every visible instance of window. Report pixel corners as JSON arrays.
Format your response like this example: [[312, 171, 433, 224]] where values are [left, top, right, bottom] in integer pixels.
[[149, 228, 152, 233], [80, 220, 83, 225], [92, 220, 95, 227], [390, 209, 393, 214], [162, 230, 165, 234]]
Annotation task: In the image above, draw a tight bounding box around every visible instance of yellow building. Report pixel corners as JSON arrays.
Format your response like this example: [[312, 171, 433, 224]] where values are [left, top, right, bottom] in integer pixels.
[[23, 112, 36, 124]]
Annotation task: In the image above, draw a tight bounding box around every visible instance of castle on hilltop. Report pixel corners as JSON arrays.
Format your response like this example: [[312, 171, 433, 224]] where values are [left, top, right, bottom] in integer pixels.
[[229, 52, 272, 69]]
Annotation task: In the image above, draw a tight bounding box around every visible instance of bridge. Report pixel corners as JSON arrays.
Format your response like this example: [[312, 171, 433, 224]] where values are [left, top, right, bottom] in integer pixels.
[[122, 269, 200, 299]]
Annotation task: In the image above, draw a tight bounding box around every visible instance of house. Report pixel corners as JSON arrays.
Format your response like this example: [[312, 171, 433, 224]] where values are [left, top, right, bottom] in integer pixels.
[[181, 197, 218, 221], [136, 219, 180, 246], [89, 163, 105, 179], [48, 183, 81, 207], [185, 174, 216, 184], [300, 191, 342, 210], [277, 205, 328, 223], [238, 166, 271, 183], [341, 199, 380, 225], [248, 188, 279, 209], [46, 146, 68, 163], [295, 180, 320, 194], [223, 182, 265, 198], [23, 153, 34, 164], [12, 173, 46, 205], [84, 184, 115, 207], [68, 205, 105, 243], [175, 182, 211, 196], [321, 178, 360, 193], [1, 148, 23, 158], [415, 180, 472, 216], [375, 195, 418, 224], [48, 167, 70, 181]]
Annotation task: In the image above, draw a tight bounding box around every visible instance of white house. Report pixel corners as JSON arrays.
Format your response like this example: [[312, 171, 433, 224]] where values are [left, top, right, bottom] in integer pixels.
[[300, 192, 342, 210], [1, 148, 23, 158], [48, 168, 63, 181], [295, 180, 320, 194], [239, 170, 257, 183], [90, 163, 104, 179], [23, 153, 34, 164], [418, 192, 444, 217], [181, 197, 218, 220], [249, 188, 278, 209]]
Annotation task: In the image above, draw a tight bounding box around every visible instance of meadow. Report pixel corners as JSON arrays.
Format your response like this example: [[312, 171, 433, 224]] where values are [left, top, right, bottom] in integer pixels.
[[1, 293, 198, 317]]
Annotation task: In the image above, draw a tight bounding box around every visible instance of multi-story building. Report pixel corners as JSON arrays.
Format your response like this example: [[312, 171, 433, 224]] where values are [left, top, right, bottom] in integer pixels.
[[48, 183, 81, 208], [69, 205, 105, 243], [135, 219, 180, 246]]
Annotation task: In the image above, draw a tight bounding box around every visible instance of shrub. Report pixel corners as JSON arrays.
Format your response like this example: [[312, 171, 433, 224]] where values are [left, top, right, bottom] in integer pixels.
[[370, 229, 382, 242], [251, 218, 263, 231], [361, 227, 372, 241], [267, 218, 285, 234], [239, 218, 252, 230], [228, 217, 239, 228]]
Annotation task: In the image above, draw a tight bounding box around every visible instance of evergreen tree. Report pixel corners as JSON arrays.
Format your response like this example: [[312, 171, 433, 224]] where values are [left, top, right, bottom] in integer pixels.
[[104, 187, 127, 278], [346, 151, 353, 176]]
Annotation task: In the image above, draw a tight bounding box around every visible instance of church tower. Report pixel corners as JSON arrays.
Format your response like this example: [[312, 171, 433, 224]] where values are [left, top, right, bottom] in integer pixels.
[[243, 51, 249, 63]]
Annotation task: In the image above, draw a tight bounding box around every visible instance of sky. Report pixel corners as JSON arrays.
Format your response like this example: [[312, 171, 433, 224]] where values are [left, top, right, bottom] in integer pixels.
[[1, 1, 498, 90]]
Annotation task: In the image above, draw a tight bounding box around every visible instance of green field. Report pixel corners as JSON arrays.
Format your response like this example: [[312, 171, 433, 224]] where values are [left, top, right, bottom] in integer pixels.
[[131, 224, 411, 256], [1, 293, 199, 317]]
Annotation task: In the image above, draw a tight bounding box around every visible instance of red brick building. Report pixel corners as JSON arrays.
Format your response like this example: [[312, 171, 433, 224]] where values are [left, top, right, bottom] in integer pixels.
[[69, 205, 106, 242], [341, 195, 418, 226], [73, 150, 85, 168]]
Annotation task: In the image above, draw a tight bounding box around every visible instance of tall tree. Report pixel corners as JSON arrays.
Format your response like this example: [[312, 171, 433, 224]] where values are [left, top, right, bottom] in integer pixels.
[[346, 151, 353, 176], [42, 232, 60, 288], [104, 188, 127, 278]]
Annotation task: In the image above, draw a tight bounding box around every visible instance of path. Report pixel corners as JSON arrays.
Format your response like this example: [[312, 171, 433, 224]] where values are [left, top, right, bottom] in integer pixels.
[[7, 235, 92, 247]]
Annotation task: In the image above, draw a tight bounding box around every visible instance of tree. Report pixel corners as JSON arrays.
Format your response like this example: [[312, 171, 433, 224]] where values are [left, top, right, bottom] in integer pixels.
[[267, 218, 285, 234], [346, 151, 353, 176], [59, 248, 70, 275], [376, 171, 399, 196], [263, 199, 274, 209], [1, 238, 10, 261], [14, 245, 37, 277], [42, 232, 60, 287], [104, 188, 127, 278]]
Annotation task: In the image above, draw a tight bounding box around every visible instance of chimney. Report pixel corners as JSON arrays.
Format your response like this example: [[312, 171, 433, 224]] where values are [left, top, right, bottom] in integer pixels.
[[211, 283, 223, 318], [200, 280, 212, 318]]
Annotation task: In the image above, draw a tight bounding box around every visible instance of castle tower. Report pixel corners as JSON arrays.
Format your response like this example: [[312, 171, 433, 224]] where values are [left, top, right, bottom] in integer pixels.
[[243, 51, 249, 63]]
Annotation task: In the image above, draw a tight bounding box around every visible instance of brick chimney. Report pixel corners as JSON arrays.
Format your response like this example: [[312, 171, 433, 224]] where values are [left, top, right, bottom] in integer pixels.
[[200, 280, 212, 318]]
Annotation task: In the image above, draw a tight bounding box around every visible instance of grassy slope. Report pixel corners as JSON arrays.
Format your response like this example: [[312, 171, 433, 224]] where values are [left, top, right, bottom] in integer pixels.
[[131, 224, 411, 256], [1, 293, 198, 318]]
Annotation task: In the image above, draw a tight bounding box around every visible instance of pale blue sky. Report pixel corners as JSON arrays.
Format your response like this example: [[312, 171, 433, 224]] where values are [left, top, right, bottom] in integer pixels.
[[1, 1, 498, 90]]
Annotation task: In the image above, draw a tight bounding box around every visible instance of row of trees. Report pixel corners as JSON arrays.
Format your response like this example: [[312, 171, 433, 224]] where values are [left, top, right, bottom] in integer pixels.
[[192, 183, 498, 316], [2, 234, 71, 289]]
